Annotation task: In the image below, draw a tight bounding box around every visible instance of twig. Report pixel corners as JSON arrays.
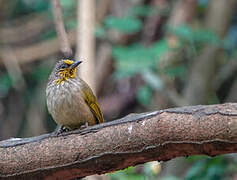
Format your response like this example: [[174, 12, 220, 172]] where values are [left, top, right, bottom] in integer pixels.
[[0, 48, 26, 90], [0, 29, 76, 65], [96, 0, 111, 25], [52, 0, 72, 58]]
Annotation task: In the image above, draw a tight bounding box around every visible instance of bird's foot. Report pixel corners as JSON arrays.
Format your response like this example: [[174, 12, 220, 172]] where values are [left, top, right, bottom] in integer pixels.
[[53, 126, 70, 136]]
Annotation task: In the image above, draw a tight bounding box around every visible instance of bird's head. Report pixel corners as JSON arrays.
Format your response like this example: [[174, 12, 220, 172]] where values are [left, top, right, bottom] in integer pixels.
[[53, 59, 82, 84]]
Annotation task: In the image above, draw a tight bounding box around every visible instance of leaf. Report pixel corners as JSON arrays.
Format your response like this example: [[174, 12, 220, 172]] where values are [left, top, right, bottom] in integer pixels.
[[224, 25, 237, 52], [136, 85, 152, 106], [197, 0, 209, 6], [127, 5, 157, 17], [113, 44, 154, 62], [166, 25, 193, 41], [164, 65, 187, 79], [65, 19, 77, 29], [186, 155, 210, 163], [185, 160, 206, 180], [166, 25, 220, 45], [185, 156, 227, 180], [151, 39, 170, 60], [22, 0, 49, 12], [0, 74, 13, 97], [112, 40, 169, 78], [31, 64, 52, 81], [141, 69, 163, 90], [112, 44, 156, 78], [109, 167, 145, 180], [161, 176, 182, 180], [193, 29, 219, 44], [105, 16, 142, 34], [41, 30, 57, 40], [95, 26, 107, 39], [60, 0, 76, 9]]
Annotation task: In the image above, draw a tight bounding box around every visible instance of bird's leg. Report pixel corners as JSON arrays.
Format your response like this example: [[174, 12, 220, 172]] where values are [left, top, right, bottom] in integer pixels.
[[80, 122, 89, 129], [53, 125, 70, 136], [60, 125, 70, 132]]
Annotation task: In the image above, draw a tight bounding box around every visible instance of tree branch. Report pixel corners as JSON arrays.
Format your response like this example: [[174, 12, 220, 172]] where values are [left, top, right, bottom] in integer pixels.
[[0, 103, 237, 179], [52, 0, 72, 58]]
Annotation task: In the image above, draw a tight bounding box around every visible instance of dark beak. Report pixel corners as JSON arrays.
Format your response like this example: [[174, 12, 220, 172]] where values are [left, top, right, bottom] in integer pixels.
[[70, 61, 82, 69]]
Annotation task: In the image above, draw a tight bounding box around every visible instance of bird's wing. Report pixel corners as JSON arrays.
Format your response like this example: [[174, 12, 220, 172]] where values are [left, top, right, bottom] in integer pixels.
[[82, 86, 104, 124]]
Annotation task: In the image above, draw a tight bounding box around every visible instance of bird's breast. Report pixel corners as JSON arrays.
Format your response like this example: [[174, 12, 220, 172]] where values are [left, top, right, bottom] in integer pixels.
[[46, 79, 95, 129]]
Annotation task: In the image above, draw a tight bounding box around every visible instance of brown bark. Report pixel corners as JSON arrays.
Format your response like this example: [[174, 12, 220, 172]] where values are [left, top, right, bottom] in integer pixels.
[[0, 103, 237, 179]]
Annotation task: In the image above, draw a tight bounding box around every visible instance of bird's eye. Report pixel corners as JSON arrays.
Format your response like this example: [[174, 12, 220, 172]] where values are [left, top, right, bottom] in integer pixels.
[[60, 63, 69, 69]]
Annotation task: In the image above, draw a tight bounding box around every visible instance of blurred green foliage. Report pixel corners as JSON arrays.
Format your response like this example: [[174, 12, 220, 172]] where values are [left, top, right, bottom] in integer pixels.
[[112, 40, 169, 78], [12, 0, 49, 18], [105, 16, 142, 34], [185, 156, 229, 180], [165, 25, 220, 45], [109, 155, 237, 180], [110, 162, 161, 180], [0, 73, 13, 98], [128, 5, 158, 17], [137, 85, 153, 106], [110, 167, 146, 180]]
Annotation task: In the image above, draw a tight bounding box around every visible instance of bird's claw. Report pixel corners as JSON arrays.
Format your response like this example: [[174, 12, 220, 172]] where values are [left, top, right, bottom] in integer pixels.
[[52, 126, 70, 136]]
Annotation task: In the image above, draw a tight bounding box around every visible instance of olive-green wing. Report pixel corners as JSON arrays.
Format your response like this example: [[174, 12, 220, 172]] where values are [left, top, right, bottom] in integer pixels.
[[82, 86, 104, 124]]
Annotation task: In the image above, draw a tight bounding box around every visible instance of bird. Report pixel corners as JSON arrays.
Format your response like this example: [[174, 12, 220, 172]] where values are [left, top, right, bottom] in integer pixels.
[[46, 59, 104, 132]]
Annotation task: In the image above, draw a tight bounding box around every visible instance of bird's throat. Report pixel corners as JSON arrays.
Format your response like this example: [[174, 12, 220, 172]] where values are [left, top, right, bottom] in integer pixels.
[[56, 68, 77, 84]]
